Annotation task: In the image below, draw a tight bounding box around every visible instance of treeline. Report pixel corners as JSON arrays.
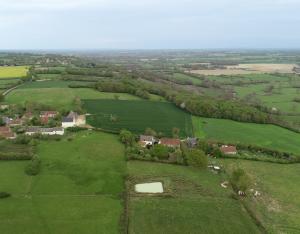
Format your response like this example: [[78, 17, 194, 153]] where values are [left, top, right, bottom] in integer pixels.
[[83, 78, 272, 124], [65, 68, 113, 77], [94, 80, 151, 99]]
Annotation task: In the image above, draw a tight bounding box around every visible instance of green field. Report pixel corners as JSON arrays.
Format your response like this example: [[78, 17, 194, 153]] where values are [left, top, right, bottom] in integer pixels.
[[127, 161, 260, 234], [0, 78, 21, 89], [193, 116, 300, 155], [0, 66, 28, 78], [6, 87, 141, 110], [220, 159, 300, 233], [84, 99, 193, 137], [0, 131, 126, 234]]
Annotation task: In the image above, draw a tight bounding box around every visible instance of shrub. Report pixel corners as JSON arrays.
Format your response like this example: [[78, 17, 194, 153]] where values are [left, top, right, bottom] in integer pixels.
[[14, 135, 31, 145], [0, 192, 11, 199], [230, 168, 251, 193], [119, 129, 136, 146], [186, 149, 208, 169], [150, 144, 169, 160], [25, 156, 41, 176]]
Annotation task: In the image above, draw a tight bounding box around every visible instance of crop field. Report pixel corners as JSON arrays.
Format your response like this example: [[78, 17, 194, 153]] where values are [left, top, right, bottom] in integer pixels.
[[219, 159, 300, 234], [6, 87, 141, 110], [0, 131, 126, 234], [83, 99, 193, 137], [192, 116, 300, 155], [0, 66, 28, 78], [127, 161, 260, 234]]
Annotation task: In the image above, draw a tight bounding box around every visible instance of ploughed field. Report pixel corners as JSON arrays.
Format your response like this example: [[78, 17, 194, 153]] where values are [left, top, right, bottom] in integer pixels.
[[83, 99, 193, 137]]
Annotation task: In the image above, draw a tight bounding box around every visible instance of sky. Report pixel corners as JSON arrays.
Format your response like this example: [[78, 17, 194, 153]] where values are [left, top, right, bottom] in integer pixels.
[[0, 0, 300, 50]]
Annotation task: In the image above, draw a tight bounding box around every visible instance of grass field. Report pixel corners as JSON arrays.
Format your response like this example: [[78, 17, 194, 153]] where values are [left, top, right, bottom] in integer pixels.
[[84, 99, 193, 137], [192, 116, 300, 155], [219, 159, 300, 234], [0, 131, 126, 234], [0, 78, 21, 90], [6, 87, 141, 110], [0, 66, 28, 78], [127, 161, 260, 234]]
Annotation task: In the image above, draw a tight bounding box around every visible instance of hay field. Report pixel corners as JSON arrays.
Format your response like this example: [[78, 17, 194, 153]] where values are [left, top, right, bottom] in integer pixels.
[[189, 63, 298, 75]]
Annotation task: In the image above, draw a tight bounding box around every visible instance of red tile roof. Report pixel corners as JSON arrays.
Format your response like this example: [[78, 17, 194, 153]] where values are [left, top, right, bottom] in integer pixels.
[[220, 145, 237, 154], [0, 126, 10, 133], [160, 138, 181, 146]]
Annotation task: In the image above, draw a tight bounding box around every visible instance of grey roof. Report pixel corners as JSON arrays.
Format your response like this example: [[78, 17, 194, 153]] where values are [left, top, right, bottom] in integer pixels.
[[26, 127, 64, 133], [62, 117, 74, 123], [140, 135, 155, 142], [186, 137, 198, 146]]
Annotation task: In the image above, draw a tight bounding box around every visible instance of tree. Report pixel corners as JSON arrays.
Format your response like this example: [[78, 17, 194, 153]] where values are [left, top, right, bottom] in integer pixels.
[[186, 149, 207, 169], [212, 148, 223, 158], [150, 144, 169, 160], [119, 129, 135, 146], [0, 117, 4, 126], [172, 127, 180, 138], [114, 94, 120, 100], [0, 93, 4, 102], [145, 127, 157, 136], [230, 168, 251, 193]]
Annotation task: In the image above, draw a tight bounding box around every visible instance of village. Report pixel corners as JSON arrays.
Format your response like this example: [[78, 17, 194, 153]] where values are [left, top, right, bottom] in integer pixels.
[[0, 104, 86, 139]]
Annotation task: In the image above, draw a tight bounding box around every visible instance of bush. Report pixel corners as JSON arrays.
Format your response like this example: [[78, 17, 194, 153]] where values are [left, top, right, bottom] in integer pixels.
[[0, 192, 11, 199], [14, 135, 31, 145], [186, 149, 208, 169], [119, 129, 136, 146], [150, 144, 169, 160], [230, 168, 251, 193], [25, 156, 41, 176]]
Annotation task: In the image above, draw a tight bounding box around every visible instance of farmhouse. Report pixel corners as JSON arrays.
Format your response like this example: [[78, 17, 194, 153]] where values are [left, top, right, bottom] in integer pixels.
[[62, 111, 86, 128], [25, 127, 64, 136], [220, 145, 237, 155], [40, 111, 58, 124], [0, 126, 16, 139], [139, 135, 156, 147], [160, 138, 181, 148]]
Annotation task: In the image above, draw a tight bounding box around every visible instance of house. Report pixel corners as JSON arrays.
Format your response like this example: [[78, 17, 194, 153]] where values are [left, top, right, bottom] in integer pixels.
[[25, 127, 64, 136], [186, 137, 198, 148], [139, 135, 155, 147], [0, 126, 16, 139], [220, 145, 237, 155], [40, 111, 58, 124], [62, 111, 86, 128], [159, 138, 181, 148]]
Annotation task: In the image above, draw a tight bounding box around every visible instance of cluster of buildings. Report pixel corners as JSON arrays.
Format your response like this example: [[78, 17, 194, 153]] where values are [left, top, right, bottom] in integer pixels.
[[139, 135, 196, 148], [24, 111, 86, 136], [138, 135, 237, 155], [0, 106, 86, 139]]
